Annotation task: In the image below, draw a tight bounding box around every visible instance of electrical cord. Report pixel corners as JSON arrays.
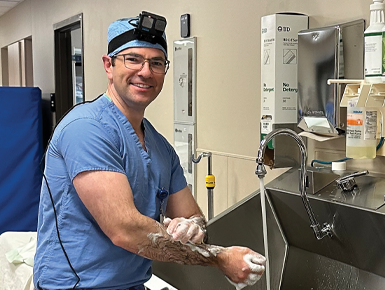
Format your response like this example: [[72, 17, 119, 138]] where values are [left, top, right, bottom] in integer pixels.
[[38, 97, 99, 289], [41, 171, 80, 289], [311, 157, 351, 167], [377, 137, 384, 150]]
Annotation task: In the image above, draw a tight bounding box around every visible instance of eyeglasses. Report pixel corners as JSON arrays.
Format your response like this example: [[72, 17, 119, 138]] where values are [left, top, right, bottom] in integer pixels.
[[113, 53, 170, 74]]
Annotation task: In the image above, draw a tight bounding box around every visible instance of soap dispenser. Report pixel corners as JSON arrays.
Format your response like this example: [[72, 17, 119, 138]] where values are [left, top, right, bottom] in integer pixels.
[[365, 0, 385, 84]]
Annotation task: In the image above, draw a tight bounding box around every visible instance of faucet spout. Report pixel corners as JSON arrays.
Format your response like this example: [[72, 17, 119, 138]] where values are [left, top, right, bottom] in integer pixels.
[[255, 163, 267, 178], [256, 128, 332, 240]]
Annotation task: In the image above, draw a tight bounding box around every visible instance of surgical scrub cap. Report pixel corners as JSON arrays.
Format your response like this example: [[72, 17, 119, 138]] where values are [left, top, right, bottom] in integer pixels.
[[107, 17, 168, 58]]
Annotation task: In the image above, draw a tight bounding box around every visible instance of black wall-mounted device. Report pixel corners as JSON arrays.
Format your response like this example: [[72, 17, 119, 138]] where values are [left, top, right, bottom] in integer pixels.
[[180, 14, 190, 38], [50, 93, 56, 112]]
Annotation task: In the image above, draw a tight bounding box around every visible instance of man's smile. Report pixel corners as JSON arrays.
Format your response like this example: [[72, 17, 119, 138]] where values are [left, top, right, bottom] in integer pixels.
[[132, 83, 152, 89]]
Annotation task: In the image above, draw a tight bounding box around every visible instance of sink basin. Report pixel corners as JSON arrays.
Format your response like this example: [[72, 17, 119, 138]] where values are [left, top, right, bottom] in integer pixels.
[[153, 168, 385, 289]]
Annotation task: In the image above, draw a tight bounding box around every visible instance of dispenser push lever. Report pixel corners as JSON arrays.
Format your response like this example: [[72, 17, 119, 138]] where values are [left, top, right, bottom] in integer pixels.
[[335, 170, 369, 192], [336, 170, 369, 191]]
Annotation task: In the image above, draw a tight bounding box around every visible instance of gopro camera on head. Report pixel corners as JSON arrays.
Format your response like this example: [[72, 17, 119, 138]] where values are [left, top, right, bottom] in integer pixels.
[[136, 11, 167, 43], [108, 11, 168, 56]]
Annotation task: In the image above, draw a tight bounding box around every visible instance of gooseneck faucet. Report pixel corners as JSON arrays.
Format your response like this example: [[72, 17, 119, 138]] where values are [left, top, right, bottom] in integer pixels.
[[255, 128, 332, 240]]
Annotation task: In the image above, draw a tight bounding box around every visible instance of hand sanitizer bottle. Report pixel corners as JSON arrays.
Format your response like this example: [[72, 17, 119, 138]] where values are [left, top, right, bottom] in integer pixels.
[[365, 0, 385, 83]]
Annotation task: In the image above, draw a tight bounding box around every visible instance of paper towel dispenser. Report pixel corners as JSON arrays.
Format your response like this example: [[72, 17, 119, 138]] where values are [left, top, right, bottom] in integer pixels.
[[297, 19, 365, 136]]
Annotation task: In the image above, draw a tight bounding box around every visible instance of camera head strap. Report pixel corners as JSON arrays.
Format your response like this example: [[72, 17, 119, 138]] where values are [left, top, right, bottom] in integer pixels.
[[108, 11, 167, 56]]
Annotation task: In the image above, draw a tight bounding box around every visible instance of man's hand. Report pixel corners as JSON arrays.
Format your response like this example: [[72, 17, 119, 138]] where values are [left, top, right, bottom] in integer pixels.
[[217, 246, 266, 289], [163, 216, 206, 244]]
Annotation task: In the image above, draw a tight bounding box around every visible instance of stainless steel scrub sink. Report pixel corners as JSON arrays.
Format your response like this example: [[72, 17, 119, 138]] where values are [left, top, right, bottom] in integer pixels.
[[267, 168, 385, 289], [152, 168, 385, 289]]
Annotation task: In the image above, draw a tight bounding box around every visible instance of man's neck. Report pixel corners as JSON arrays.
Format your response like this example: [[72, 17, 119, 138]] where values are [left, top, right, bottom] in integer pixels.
[[106, 88, 144, 134]]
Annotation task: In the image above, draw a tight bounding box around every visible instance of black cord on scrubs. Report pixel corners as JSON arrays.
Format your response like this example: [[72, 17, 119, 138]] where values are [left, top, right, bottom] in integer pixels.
[[39, 97, 100, 289], [41, 173, 81, 289]]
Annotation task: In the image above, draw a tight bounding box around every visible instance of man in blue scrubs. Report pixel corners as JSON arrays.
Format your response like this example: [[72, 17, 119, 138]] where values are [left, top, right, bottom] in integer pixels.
[[33, 12, 266, 290]]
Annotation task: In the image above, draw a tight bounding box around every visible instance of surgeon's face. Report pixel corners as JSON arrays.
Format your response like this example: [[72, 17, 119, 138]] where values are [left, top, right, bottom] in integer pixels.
[[105, 47, 166, 113]]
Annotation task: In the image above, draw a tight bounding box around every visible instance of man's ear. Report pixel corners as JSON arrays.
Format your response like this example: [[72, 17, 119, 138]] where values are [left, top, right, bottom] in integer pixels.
[[102, 55, 113, 79]]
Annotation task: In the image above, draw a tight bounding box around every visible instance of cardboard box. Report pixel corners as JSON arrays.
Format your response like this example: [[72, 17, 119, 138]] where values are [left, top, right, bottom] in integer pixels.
[[261, 13, 308, 136]]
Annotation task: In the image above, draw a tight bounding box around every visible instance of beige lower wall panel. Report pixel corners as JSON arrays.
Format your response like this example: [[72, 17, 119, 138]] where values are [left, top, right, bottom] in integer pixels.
[[227, 157, 290, 209], [195, 152, 291, 219], [227, 157, 260, 207], [195, 153, 228, 219]]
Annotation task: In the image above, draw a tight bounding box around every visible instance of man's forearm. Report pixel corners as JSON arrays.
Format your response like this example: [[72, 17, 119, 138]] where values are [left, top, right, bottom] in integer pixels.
[[137, 220, 223, 266], [121, 216, 265, 288]]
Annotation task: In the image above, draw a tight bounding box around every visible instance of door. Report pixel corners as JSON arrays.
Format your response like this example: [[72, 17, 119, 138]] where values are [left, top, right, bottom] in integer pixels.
[[53, 13, 84, 122]]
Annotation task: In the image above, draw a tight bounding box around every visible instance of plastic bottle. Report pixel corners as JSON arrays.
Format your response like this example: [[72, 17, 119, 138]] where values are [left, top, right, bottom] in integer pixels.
[[346, 97, 377, 159], [365, 0, 385, 83]]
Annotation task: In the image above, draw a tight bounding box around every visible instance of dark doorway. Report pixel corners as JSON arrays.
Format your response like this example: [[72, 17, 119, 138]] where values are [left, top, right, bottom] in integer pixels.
[[53, 13, 84, 122]]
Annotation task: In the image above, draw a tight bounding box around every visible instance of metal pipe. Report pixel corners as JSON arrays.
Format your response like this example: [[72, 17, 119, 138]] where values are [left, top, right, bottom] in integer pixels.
[[207, 153, 212, 175], [192, 152, 215, 220], [255, 128, 332, 240], [207, 188, 214, 220], [206, 153, 213, 220]]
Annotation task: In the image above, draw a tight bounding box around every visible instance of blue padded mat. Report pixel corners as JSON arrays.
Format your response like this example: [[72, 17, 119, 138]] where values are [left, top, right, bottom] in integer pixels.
[[0, 87, 42, 234]]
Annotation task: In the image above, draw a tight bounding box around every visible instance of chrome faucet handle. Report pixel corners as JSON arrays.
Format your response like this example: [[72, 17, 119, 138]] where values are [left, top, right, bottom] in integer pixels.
[[335, 170, 369, 192]]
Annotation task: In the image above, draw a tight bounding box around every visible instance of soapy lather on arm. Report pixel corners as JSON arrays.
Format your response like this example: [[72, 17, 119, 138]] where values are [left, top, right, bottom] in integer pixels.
[[163, 216, 207, 244]]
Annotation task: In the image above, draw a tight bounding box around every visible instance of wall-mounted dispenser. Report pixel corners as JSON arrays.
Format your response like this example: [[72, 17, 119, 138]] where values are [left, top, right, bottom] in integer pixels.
[[337, 81, 385, 159], [297, 20, 365, 136], [173, 37, 197, 197], [260, 13, 308, 167]]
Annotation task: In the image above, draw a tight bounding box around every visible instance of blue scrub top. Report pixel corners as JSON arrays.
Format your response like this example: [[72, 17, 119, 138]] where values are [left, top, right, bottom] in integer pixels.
[[33, 95, 187, 289]]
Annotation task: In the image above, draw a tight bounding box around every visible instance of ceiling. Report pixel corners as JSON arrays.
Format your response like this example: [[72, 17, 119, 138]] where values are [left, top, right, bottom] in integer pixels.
[[0, 0, 23, 17]]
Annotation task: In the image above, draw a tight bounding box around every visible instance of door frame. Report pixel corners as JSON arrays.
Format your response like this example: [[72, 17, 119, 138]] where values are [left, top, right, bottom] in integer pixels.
[[53, 13, 84, 122]]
